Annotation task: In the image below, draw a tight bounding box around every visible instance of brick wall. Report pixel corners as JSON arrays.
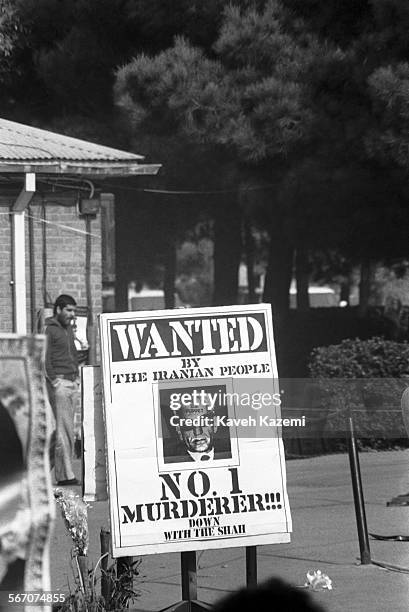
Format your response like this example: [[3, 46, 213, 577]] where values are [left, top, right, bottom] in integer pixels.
[[0, 193, 102, 335]]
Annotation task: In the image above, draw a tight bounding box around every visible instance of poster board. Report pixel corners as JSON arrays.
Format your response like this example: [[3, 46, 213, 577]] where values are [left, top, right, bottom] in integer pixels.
[[0, 335, 54, 611], [82, 366, 107, 502], [99, 304, 292, 557]]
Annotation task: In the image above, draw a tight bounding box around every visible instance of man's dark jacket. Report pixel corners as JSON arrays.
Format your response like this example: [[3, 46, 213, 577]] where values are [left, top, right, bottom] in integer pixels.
[[45, 317, 78, 380]]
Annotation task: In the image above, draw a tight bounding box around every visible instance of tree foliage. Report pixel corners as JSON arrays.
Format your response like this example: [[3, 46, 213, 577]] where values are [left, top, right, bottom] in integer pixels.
[[0, 1, 23, 87], [366, 63, 409, 169], [0, 0, 229, 122], [2, 0, 409, 313], [116, 2, 322, 164], [114, 0, 409, 313]]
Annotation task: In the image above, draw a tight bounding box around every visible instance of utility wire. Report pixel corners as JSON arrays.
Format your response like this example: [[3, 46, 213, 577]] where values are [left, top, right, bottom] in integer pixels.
[[23, 212, 100, 238], [102, 183, 274, 195]]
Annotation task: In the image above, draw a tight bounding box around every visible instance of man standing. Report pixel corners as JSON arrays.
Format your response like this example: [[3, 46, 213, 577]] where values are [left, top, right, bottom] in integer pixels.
[[45, 295, 79, 486]]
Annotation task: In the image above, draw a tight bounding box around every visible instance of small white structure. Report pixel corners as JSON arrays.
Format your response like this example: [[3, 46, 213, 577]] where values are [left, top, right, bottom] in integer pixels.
[[128, 285, 185, 310], [289, 284, 339, 308], [238, 264, 338, 307]]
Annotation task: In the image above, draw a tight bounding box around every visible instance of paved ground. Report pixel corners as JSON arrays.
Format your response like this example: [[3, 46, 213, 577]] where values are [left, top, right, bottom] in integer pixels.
[[50, 450, 409, 611]]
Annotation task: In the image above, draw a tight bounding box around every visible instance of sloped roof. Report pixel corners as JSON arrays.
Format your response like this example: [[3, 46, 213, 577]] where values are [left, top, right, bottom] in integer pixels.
[[0, 118, 160, 176]]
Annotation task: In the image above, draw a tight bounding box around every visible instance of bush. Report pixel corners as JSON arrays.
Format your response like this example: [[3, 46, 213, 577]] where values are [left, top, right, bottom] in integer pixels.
[[307, 337, 409, 450], [309, 336, 409, 378]]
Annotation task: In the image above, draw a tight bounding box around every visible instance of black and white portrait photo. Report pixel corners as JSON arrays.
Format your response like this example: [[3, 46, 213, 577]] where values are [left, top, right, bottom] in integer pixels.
[[158, 383, 233, 465]]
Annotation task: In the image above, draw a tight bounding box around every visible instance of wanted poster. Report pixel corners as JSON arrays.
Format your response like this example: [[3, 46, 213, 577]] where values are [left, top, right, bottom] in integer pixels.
[[99, 304, 292, 557]]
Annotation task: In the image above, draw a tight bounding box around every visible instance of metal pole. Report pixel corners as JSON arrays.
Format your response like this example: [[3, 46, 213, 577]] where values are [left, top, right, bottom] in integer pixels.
[[347, 415, 371, 564], [85, 216, 96, 364], [181, 551, 197, 602], [246, 546, 257, 587]]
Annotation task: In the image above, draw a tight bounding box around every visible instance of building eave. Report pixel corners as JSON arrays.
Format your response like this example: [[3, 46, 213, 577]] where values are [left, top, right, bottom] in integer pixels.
[[0, 161, 161, 177]]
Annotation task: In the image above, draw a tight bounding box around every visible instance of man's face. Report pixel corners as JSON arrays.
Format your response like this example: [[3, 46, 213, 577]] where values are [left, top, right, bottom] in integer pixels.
[[178, 405, 216, 453], [57, 304, 76, 328]]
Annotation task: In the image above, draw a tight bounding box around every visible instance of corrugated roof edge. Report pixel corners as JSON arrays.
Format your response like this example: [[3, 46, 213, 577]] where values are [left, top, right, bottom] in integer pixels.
[[0, 162, 161, 176], [0, 118, 146, 162]]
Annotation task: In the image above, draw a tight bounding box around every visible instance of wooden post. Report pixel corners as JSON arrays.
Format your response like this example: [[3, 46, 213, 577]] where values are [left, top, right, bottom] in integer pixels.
[[12, 211, 27, 333], [11, 172, 36, 334], [160, 551, 212, 612], [246, 546, 257, 587], [181, 551, 197, 602], [85, 216, 96, 364], [100, 528, 111, 604]]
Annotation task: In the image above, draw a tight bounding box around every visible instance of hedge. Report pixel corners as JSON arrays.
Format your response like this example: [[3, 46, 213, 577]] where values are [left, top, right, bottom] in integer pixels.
[[307, 337, 409, 449]]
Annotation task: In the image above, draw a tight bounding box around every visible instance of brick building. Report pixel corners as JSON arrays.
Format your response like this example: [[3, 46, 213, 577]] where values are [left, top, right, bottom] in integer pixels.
[[0, 118, 159, 357]]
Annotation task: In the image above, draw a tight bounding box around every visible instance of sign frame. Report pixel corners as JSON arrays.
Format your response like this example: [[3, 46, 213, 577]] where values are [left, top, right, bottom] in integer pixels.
[[99, 304, 292, 558]]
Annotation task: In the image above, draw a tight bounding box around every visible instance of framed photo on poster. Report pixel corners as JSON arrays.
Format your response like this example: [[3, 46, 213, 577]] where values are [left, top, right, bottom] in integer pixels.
[[155, 378, 239, 471]]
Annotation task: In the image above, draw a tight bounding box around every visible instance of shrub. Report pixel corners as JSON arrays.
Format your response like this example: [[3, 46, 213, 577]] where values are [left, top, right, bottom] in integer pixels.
[[308, 337, 409, 449], [309, 336, 409, 378]]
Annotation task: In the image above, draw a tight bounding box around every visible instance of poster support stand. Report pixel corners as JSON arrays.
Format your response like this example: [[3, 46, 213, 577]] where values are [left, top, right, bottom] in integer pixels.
[[160, 551, 212, 612], [160, 546, 258, 612], [245, 546, 257, 587]]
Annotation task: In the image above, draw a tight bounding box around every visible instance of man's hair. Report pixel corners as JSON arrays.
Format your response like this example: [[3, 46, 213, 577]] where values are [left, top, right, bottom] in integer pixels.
[[53, 294, 77, 315], [213, 578, 326, 612]]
